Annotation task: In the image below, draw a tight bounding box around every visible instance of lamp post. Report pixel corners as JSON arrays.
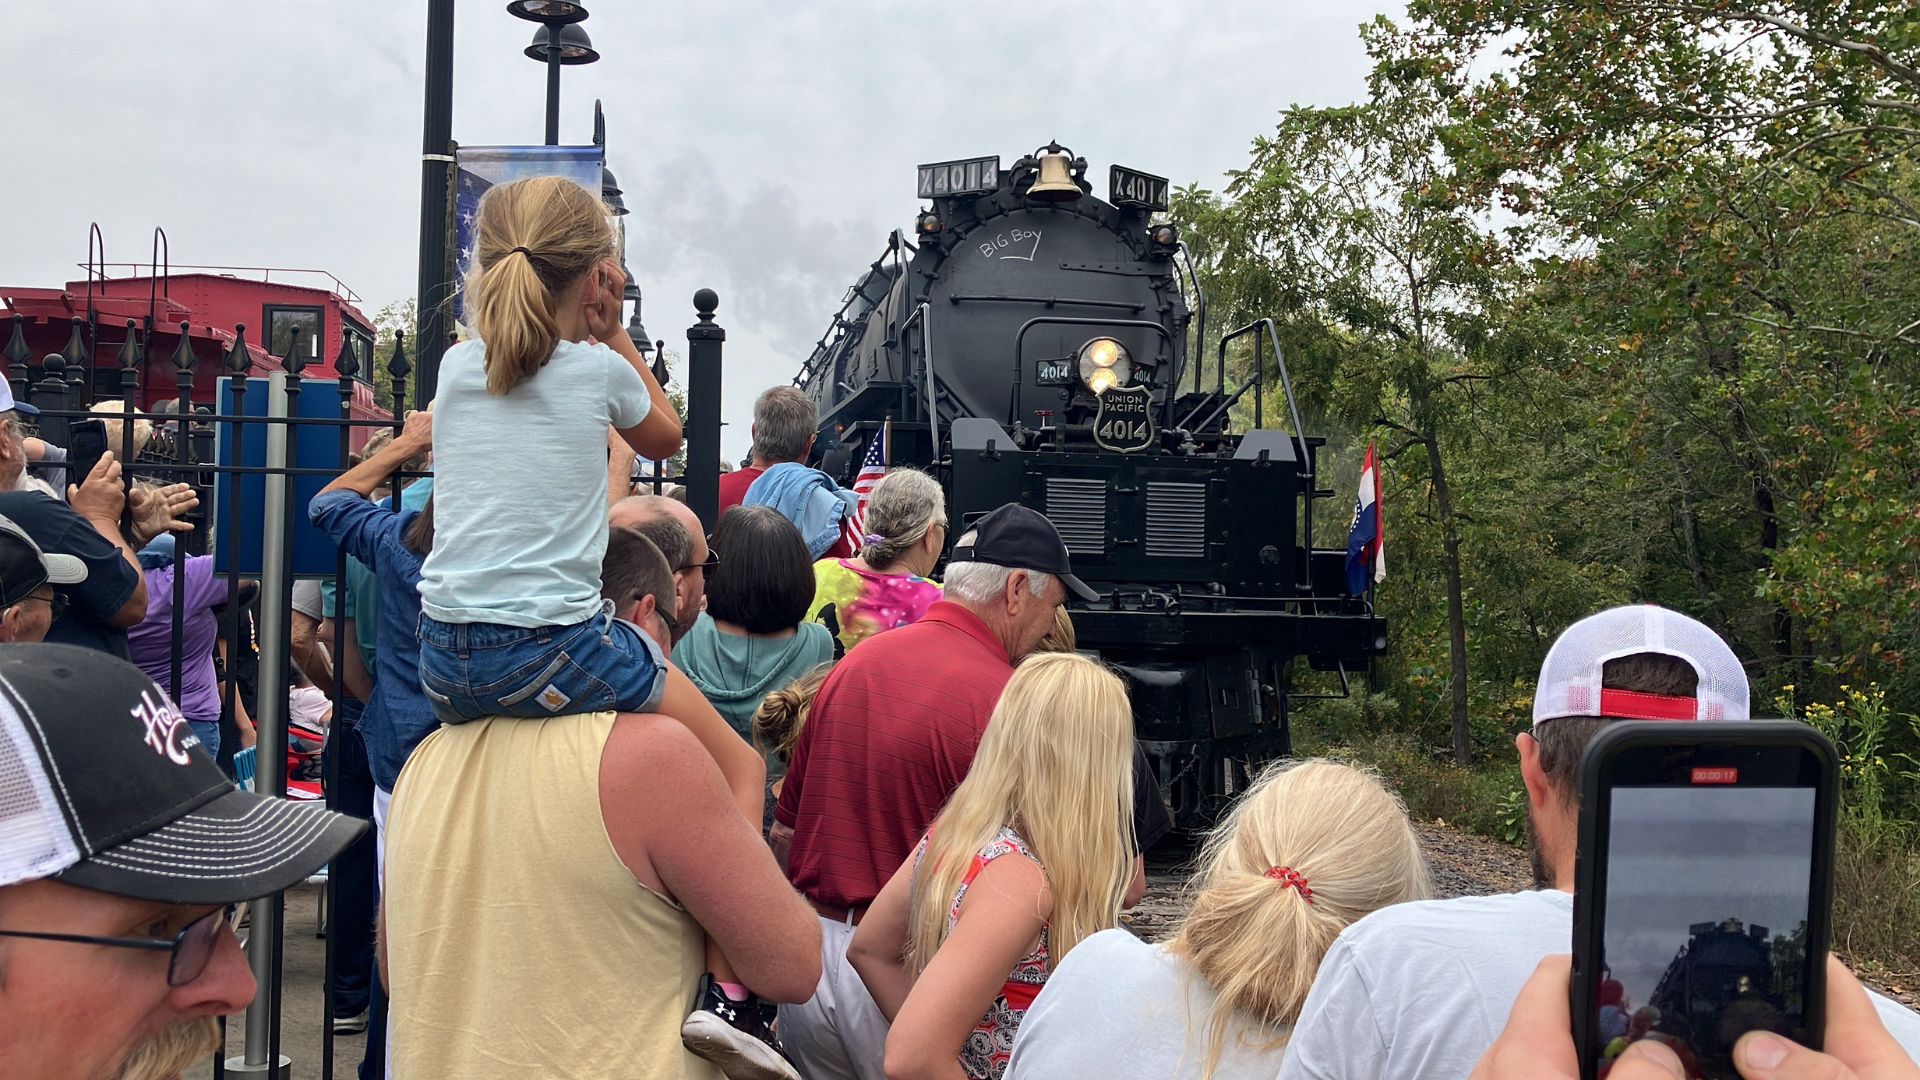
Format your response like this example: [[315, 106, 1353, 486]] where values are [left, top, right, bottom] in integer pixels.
[[509, 2, 597, 145]]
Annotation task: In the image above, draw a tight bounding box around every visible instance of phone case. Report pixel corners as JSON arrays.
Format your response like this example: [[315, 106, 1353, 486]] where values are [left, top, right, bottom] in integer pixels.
[[1569, 720, 1838, 1080]]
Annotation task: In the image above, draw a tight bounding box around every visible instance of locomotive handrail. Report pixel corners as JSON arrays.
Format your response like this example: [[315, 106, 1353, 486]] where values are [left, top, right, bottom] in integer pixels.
[[948, 294, 1146, 314], [1213, 319, 1315, 592], [1173, 242, 1206, 395], [1009, 315, 1177, 428], [901, 301, 938, 456]]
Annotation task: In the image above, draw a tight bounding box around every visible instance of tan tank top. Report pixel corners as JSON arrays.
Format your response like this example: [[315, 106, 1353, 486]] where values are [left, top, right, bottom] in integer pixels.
[[385, 712, 721, 1080]]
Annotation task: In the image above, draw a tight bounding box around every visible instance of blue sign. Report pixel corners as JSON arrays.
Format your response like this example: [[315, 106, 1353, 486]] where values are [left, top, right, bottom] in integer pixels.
[[211, 375, 357, 577]]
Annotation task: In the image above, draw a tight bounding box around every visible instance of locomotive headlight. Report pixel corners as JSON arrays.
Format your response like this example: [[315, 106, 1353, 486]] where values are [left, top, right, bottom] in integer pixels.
[[1077, 337, 1133, 395]]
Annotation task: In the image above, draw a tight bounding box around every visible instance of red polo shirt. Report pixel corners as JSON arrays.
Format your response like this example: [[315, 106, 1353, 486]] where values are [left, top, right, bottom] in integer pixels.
[[775, 600, 1011, 908]]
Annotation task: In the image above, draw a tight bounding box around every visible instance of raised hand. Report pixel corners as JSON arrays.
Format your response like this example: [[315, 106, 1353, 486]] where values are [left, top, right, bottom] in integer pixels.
[[128, 482, 200, 545]]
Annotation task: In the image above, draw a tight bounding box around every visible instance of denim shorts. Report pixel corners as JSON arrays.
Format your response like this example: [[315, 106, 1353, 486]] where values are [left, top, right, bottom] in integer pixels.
[[417, 602, 668, 725]]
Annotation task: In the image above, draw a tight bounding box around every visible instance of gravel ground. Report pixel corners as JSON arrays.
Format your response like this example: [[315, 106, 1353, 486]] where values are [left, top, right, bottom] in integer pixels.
[[1130, 818, 1920, 1015]]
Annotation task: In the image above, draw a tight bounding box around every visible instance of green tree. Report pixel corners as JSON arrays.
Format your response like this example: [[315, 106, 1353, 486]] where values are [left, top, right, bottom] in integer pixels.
[[1176, 21, 1526, 763]]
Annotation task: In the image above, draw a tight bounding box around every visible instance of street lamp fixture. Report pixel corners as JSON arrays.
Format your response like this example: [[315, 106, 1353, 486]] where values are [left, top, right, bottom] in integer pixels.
[[506, 1, 588, 25], [523, 20, 598, 144]]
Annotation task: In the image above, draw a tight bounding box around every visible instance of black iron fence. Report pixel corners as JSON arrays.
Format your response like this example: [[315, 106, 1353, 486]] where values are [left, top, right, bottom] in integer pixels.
[[6, 291, 727, 1079]]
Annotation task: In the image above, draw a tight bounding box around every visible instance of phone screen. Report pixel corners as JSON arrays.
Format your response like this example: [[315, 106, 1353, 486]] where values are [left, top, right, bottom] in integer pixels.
[[67, 420, 108, 488], [1595, 784, 1817, 1079]]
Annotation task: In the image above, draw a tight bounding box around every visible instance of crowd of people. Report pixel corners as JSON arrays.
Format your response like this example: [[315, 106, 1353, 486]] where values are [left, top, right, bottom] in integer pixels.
[[3, 173, 1920, 1080]]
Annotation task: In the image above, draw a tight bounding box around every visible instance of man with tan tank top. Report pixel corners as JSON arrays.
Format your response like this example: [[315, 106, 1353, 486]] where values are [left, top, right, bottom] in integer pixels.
[[383, 702, 821, 1078]]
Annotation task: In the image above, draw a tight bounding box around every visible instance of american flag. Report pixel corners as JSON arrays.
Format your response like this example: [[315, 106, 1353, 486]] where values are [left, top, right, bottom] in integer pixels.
[[844, 420, 890, 552]]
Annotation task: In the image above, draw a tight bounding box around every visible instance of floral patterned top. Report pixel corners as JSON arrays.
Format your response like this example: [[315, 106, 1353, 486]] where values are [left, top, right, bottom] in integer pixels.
[[808, 557, 943, 651], [928, 825, 1050, 1080]]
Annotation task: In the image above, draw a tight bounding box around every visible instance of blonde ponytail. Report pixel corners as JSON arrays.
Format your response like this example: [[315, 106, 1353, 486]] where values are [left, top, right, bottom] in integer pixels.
[[1170, 759, 1429, 1078], [752, 663, 832, 765], [463, 174, 617, 395]]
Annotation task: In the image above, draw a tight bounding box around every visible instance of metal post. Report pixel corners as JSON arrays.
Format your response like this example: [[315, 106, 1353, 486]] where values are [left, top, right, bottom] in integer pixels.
[[413, 0, 456, 404], [685, 290, 724, 531], [169, 327, 198, 712], [544, 43, 561, 144], [229, 370, 293, 1080]]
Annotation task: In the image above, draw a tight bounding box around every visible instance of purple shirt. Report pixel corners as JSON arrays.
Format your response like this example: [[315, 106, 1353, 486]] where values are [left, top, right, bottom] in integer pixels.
[[127, 555, 226, 720]]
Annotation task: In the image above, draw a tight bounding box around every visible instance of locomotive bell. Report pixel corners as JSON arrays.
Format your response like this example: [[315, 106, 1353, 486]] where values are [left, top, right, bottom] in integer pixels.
[[1027, 148, 1081, 202]]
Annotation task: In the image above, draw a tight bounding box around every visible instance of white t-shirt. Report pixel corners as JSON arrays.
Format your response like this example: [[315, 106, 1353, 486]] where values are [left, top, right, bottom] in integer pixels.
[[1277, 890, 1920, 1080], [417, 337, 651, 628], [1005, 928, 1289, 1080]]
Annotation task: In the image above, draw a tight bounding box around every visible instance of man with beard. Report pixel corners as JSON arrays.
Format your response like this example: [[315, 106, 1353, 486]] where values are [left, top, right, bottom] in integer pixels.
[[0, 646, 365, 1080], [1277, 605, 1920, 1080], [609, 494, 705, 645]]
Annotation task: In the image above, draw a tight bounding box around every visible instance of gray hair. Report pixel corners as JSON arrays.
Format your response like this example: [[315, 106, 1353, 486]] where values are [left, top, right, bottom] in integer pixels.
[[859, 469, 946, 569], [942, 529, 1054, 604], [751, 386, 818, 463]]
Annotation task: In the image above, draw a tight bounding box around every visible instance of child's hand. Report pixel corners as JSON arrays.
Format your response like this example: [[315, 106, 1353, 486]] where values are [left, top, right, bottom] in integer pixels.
[[583, 259, 626, 343]]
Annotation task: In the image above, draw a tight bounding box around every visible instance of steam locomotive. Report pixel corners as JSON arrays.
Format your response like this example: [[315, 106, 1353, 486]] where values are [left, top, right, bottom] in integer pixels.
[[796, 143, 1386, 825]]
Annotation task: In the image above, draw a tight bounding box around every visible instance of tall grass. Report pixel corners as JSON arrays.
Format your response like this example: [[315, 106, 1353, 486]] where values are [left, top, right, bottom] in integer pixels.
[[1290, 690, 1522, 841], [1783, 685, 1920, 977]]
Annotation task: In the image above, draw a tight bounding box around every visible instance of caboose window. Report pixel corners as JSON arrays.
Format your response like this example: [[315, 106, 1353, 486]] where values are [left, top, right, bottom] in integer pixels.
[[264, 305, 323, 362]]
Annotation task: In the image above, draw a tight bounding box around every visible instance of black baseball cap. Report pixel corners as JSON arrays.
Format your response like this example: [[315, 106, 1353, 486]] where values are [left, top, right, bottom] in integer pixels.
[[949, 503, 1099, 602], [0, 644, 366, 904], [0, 515, 87, 607]]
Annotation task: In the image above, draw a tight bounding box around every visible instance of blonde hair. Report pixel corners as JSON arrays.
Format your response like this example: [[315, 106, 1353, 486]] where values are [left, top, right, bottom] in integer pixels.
[[464, 175, 617, 396], [906, 652, 1134, 975], [91, 400, 152, 457], [752, 663, 832, 765], [1171, 759, 1429, 1077], [1032, 606, 1076, 654]]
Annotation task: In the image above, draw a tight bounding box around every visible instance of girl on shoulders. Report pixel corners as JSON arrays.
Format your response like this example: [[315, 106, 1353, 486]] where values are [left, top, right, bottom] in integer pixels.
[[808, 468, 945, 651], [416, 173, 684, 722], [847, 651, 1135, 1080]]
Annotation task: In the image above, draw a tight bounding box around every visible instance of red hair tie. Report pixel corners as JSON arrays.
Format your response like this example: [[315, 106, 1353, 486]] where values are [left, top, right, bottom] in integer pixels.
[[1265, 866, 1313, 903]]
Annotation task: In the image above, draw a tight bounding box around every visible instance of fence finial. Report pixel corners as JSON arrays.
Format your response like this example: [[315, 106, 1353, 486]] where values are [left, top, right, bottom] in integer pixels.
[[334, 333, 360, 381], [117, 320, 142, 397], [170, 321, 197, 373], [282, 326, 307, 377], [226, 325, 252, 375]]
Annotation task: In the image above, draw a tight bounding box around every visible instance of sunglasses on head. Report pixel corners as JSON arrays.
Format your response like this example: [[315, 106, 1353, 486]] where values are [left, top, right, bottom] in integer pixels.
[[0, 905, 235, 987]]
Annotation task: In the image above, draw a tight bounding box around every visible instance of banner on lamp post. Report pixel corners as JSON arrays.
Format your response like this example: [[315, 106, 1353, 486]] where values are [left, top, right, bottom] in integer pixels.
[[452, 145, 606, 320]]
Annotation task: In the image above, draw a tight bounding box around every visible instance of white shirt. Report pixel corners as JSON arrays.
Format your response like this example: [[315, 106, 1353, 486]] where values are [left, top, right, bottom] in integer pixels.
[[417, 337, 651, 627], [1006, 929, 1289, 1080], [1277, 890, 1920, 1080]]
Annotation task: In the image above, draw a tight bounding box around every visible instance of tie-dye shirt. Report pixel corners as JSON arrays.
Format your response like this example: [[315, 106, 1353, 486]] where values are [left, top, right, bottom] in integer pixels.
[[808, 557, 943, 651]]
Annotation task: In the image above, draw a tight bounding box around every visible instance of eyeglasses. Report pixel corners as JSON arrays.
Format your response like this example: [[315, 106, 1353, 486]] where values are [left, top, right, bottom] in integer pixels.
[[0, 905, 233, 987], [14, 592, 68, 622], [678, 550, 720, 575]]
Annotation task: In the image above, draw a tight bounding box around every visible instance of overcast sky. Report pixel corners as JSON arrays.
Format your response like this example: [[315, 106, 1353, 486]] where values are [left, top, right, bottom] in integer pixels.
[[0, 1, 1394, 459]]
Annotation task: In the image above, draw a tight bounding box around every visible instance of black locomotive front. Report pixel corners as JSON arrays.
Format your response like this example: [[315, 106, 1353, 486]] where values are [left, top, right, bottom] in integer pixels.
[[797, 143, 1385, 825]]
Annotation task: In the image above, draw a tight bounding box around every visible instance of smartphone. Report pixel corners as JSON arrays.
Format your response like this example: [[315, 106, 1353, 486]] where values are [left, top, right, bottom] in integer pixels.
[[1571, 721, 1838, 1080], [66, 419, 109, 488]]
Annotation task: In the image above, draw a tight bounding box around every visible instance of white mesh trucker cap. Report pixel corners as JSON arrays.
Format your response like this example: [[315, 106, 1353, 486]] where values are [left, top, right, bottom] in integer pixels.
[[1532, 604, 1750, 726], [0, 644, 365, 903]]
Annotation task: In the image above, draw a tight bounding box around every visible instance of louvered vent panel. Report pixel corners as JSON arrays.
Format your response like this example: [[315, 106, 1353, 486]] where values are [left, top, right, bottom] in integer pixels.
[[1045, 478, 1108, 556], [1145, 482, 1208, 558]]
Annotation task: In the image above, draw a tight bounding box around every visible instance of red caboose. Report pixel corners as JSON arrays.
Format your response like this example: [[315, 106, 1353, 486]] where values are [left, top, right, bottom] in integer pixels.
[[2, 265, 388, 449]]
